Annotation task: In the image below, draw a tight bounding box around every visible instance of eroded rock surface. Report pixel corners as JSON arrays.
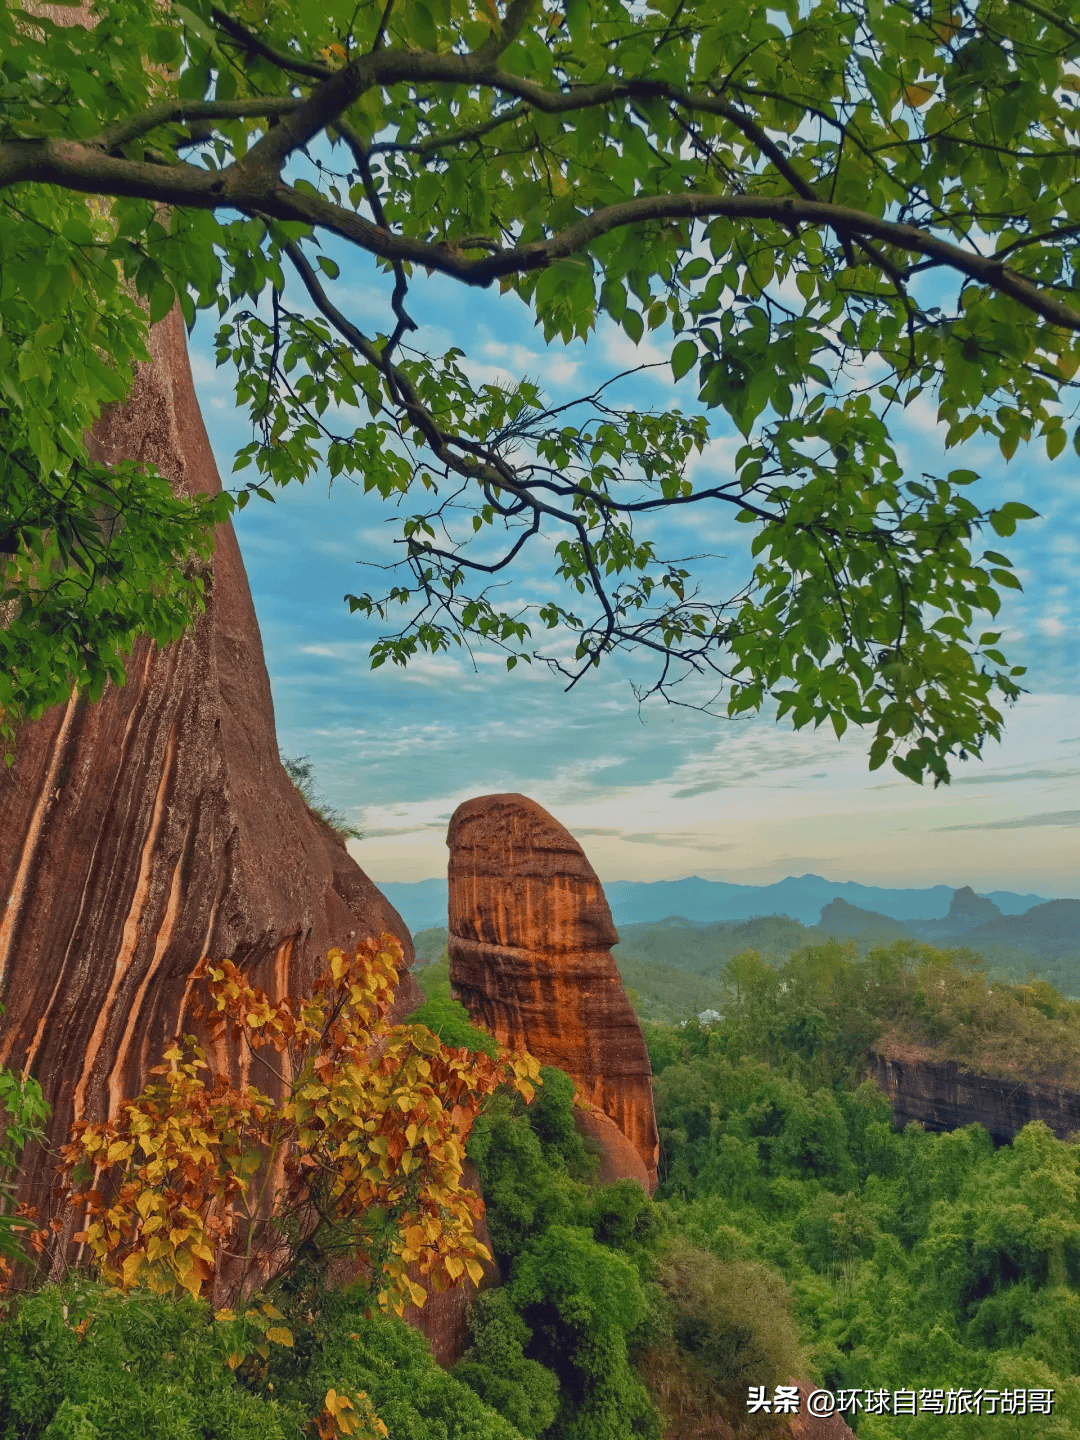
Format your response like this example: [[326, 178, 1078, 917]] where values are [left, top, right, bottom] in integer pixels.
[[0, 306, 421, 1277], [447, 793, 659, 1190], [871, 1045, 1080, 1143]]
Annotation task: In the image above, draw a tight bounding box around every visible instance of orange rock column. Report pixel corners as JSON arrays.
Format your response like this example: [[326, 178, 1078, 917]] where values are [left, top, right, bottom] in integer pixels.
[[447, 793, 659, 1191]]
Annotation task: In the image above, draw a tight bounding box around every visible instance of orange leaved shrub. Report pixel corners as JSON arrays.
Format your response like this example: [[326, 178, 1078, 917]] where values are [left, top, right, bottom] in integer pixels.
[[52, 934, 540, 1317]]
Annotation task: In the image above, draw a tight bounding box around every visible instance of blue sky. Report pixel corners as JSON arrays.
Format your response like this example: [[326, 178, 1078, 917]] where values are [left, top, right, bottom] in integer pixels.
[[186, 245, 1079, 898]]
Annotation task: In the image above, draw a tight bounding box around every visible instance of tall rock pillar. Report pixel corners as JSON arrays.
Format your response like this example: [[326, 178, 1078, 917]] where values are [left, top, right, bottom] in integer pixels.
[[0, 306, 421, 1268], [447, 793, 659, 1191]]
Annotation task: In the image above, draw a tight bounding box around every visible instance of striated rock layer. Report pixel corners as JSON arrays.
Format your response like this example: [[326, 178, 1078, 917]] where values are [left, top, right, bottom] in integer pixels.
[[0, 306, 422, 1284], [871, 1045, 1080, 1143], [447, 793, 659, 1190]]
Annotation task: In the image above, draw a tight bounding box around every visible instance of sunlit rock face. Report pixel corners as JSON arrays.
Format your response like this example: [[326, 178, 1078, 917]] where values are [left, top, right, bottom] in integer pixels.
[[0, 306, 421, 1282], [447, 793, 660, 1191]]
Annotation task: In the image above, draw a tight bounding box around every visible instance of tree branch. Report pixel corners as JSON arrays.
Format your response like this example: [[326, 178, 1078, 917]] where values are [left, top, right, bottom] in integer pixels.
[[4, 50, 1078, 332], [93, 98, 306, 154], [209, 6, 335, 80]]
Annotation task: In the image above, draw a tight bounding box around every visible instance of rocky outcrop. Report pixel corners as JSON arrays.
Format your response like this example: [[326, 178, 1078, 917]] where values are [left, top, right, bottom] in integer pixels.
[[787, 1383, 858, 1439], [574, 1105, 653, 1191], [870, 1045, 1080, 1143], [0, 306, 422, 1279], [447, 793, 659, 1191]]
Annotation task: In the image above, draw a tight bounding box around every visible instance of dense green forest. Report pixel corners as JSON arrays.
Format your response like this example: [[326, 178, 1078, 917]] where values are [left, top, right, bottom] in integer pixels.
[[4, 939, 1080, 1437]]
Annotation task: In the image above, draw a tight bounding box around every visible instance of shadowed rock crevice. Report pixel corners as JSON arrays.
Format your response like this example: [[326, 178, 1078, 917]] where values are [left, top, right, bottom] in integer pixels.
[[447, 793, 659, 1190]]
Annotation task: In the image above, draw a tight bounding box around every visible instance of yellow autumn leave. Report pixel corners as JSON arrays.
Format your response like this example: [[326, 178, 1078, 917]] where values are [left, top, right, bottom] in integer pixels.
[[56, 934, 540, 1322], [903, 82, 935, 108]]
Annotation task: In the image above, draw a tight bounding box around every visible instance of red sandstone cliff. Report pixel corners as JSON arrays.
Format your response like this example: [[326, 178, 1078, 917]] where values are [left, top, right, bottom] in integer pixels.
[[0, 306, 421, 1280], [447, 793, 660, 1191]]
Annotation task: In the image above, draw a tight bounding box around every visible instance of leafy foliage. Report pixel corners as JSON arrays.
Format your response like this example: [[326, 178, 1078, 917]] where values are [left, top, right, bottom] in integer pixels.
[[645, 960, 1080, 1436], [404, 993, 501, 1061], [454, 1290, 561, 1439], [463, 1072, 661, 1440], [645, 936, 1080, 1092], [0, 174, 230, 758], [463, 1058, 814, 1438], [5, 0, 1078, 779], [50, 935, 540, 1315], [638, 1245, 804, 1433], [0, 1003, 51, 1276], [0, 1275, 526, 1440]]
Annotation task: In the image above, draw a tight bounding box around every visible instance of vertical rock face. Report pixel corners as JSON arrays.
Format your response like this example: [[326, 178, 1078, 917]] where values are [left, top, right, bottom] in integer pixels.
[[0, 306, 422, 1269], [447, 793, 659, 1190], [870, 1047, 1080, 1143]]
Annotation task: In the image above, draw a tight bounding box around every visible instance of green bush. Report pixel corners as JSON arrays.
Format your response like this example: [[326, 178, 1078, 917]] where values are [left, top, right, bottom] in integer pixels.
[[404, 993, 500, 1059], [463, 1068, 661, 1440], [261, 1283, 526, 1440], [0, 1277, 527, 1440], [639, 1244, 803, 1430], [453, 1291, 560, 1439], [0, 1279, 302, 1440]]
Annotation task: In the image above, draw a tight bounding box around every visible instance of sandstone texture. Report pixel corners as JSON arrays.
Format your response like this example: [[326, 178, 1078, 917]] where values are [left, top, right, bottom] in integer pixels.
[[0, 306, 421, 1279], [447, 793, 659, 1190], [574, 1105, 652, 1191], [870, 1044, 1080, 1143]]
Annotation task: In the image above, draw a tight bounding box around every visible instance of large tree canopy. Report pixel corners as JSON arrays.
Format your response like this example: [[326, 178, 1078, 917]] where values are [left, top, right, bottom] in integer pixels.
[[1, 0, 1077, 781]]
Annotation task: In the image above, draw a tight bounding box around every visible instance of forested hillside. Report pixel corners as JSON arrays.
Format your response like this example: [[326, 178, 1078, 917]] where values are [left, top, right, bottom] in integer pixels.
[[605, 911, 1080, 1023]]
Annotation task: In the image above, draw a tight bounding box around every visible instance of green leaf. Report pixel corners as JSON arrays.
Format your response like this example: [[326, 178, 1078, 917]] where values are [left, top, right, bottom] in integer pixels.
[[148, 281, 175, 326], [61, 216, 96, 246], [795, 271, 816, 302], [671, 339, 697, 381], [622, 310, 644, 345]]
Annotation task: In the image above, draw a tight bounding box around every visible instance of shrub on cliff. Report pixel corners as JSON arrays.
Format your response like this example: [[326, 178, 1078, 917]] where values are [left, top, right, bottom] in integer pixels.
[[45, 936, 538, 1315]]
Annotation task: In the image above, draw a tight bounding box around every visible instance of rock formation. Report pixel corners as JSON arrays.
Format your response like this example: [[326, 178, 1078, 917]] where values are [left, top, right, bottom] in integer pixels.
[[912, 884, 1003, 941], [0, 305, 422, 1280], [574, 1105, 652, 1191], [446, 793, 660, 1190], [870, 1044, 1080, 1143]]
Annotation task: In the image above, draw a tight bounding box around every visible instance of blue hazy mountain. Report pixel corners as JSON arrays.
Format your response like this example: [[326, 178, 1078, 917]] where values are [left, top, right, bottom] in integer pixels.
[[378, 873, 1052, 935]]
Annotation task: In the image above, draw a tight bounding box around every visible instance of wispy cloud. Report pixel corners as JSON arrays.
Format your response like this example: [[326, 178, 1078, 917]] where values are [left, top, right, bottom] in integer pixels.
[[936, 810, 1080, 832]]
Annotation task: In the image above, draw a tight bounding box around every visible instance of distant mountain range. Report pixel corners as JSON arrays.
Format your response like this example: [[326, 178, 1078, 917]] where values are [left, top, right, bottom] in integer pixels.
[[378, 873, 1060, 935], [818, 888, 1080, 963]]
